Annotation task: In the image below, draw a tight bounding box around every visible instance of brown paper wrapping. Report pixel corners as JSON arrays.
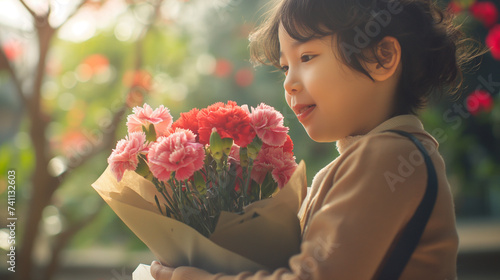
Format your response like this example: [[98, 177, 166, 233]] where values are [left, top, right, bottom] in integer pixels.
[[92, 161, 307, 274]]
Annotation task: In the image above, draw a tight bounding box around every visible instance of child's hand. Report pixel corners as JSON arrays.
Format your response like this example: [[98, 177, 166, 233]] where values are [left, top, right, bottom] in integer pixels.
[[150, 261, 173, 280]]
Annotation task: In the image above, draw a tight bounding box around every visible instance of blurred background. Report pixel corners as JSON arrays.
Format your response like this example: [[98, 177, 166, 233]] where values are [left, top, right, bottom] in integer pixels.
[[0, 0, 498, 279]]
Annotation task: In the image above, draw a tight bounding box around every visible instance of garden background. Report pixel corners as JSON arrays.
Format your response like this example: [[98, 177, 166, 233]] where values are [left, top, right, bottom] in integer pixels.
[[0, 0, 499, 279]]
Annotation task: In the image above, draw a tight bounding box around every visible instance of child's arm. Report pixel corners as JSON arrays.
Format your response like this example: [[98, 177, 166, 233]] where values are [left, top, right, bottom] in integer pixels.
[[152, 133, 452, 280]]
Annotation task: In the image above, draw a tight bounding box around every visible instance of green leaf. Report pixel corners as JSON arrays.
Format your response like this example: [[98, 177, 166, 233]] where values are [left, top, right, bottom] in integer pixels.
[[135, 155, 151, 178], [209, 130, 223, 160], [260, 172, 277, 199], [143, 123, 157, 142], [222, 137, 233, 156], [247, 137, 263, 160]]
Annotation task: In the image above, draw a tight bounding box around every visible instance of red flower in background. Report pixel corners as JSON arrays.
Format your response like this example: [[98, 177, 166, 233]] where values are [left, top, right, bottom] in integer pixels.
[[447, 1, 463, 14], [470, 1, 499, 28], [59, 130, 87, 158], [82, 54, 110, 76], [235, 68, 254, 87], [486, 24, 500, 60], [123, 69, 152, 91], [198, 101, 256, 147], [466, 89, 494, 115], [126, 90, 144, 108], [2, 40, 23, 61], [213, 59, 233, 78], [171, 108, 200, 139]]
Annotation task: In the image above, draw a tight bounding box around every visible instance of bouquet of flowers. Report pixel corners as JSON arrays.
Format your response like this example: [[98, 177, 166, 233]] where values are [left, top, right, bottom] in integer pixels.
[[92, 101, 307, 275], [107, 101, 297, 236]]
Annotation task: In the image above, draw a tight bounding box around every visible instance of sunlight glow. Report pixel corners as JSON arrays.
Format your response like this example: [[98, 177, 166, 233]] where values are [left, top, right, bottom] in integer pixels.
[[0, 229, 11, 251], [49, 0, 75, 27], [94, 67, 115, 84], [114, 19, 135, 42], [42, 205, 63, 236], [161, 1, 182, 21], [133, 2, 154, 25], [168, 83, 188, 101], [24, 0, 50, 14], [0, 0, 32, 31], [196, 54, 216, 75], [47, 156, 67, 177], [58, 15, 97, 43], [58, 92, 76, 111]]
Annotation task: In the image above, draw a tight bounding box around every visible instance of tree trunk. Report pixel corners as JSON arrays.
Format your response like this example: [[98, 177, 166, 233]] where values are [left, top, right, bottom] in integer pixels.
[[17, 18, 58, 280]]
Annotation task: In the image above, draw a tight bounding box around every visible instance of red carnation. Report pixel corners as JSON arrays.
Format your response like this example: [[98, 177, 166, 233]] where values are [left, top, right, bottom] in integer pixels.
[[486, 24, 500, 60], [470, 1, 499, 28], [281, 134, 294, 154], [466, 89, 494, 115], [262, 134, 294, 154], [198, 101, 256, 147], [172, 108, 200, 139]]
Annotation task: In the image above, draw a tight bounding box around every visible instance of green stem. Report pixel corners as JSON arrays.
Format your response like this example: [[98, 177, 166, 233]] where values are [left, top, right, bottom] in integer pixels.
[[160, 180, 182, 220], [154, 195, 163, 215], [243, 158, 254, 205]]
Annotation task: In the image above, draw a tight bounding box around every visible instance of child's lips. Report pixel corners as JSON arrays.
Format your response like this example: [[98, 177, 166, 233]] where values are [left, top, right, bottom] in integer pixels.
[[293, 104, 316, 121]]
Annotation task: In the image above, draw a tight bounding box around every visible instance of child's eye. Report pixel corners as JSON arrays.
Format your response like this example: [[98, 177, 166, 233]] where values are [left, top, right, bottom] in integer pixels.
[[280, 65, 289, 74], [301, 55, 315, 63]]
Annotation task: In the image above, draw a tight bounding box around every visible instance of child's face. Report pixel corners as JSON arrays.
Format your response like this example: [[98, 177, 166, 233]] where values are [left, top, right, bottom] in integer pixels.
[[278, 25, 391, 142]]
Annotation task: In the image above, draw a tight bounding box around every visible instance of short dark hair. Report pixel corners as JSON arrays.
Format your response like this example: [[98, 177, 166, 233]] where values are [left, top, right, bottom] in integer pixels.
[[249, 0, 485, 115]]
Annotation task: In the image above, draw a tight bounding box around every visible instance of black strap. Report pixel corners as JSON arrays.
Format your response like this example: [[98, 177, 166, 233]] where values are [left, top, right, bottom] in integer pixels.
[[377, 130, 438, 280]]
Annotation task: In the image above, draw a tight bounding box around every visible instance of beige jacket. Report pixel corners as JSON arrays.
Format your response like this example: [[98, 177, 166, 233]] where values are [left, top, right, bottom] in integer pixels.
[[170, 115, 459, 280]]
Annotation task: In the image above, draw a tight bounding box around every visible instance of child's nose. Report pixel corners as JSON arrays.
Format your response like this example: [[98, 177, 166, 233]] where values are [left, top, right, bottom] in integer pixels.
[[283, 72, 302, 95]]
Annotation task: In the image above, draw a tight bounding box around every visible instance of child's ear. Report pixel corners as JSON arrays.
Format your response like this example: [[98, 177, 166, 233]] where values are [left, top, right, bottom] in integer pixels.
[[363, 36, 401, 82]]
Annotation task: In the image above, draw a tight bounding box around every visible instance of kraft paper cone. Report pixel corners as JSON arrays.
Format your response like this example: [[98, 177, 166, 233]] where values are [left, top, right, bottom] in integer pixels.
[[92, 161, 307, 274], [209, 161, 307, 269]]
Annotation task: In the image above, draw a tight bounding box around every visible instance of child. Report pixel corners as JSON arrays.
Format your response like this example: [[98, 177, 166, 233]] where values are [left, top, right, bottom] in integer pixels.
[[151, 0, 482, 279]]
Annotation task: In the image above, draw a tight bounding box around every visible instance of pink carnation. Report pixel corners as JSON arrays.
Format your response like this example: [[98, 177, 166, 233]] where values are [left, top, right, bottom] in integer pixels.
[[148, 128, 206, 181], [107, 132, 148, 182], [249, 103, 289, 147], [252, 147, 297, 189], [127, 104, 173, 137]]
